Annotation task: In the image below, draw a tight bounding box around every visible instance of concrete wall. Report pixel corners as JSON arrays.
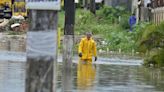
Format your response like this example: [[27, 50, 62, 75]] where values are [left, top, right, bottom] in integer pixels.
[[0, 35, 26, 52]]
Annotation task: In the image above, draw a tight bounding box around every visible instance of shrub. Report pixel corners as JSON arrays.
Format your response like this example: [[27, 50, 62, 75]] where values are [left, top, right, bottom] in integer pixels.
[[138, 22, 164, 67]]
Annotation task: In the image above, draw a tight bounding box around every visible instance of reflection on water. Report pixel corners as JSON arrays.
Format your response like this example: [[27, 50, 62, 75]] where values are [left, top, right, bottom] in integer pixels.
[[59, 63, 164, 92], [0, 59, 164, 92], [0, 61, 25, 92], [77, 62, 96, 91], [137, 67, 164, 91], [61, 65, 73, 92]]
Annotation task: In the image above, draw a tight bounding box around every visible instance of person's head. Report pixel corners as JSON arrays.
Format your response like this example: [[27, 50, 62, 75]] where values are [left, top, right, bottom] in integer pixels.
[[86, 32, 92, 40], [132, 13, 135, 16]]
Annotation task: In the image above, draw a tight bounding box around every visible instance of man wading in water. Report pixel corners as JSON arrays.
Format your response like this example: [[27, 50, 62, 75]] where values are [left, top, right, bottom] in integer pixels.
[[78, 32, 97, 63]]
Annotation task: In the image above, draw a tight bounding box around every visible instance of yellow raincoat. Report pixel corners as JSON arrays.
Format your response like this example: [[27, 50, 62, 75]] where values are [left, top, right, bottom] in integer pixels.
[[77, 61, 96, 90], [78, 37, 97, 62]]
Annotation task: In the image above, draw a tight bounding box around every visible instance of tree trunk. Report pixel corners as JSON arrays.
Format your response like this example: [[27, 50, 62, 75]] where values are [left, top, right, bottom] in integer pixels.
[[26, 10, 58, 92]]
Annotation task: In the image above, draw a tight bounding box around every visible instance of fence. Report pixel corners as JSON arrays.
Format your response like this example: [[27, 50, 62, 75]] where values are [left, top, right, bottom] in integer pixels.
[[152, 7, 164, 24]]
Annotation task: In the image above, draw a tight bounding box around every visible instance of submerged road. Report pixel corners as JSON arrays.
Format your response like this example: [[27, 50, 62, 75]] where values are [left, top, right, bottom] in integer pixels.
[[0, 51, 163, 92]]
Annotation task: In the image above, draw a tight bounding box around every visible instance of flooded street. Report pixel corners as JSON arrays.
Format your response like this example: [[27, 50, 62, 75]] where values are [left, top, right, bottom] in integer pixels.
[[0, 53, 163, 92], [0, 0, 164, 91], [58, 63, 164, 92], [0, 61, 25, 92]]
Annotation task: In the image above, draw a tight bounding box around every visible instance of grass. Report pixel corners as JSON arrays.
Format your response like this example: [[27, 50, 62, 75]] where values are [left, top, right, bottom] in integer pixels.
[[58, 8, 139, 53]]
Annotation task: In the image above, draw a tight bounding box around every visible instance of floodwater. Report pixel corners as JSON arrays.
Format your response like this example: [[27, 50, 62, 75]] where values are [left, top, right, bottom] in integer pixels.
[[0, 52, 164, 92]]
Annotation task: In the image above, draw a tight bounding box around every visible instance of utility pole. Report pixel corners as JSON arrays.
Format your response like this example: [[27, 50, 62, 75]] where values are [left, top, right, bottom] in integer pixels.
[[90, 0, 96, 15], [84, 0, 89, 10], [62, 0, 75, 91], [63, 0, 75, 68], [25, 1, 60, 92]]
